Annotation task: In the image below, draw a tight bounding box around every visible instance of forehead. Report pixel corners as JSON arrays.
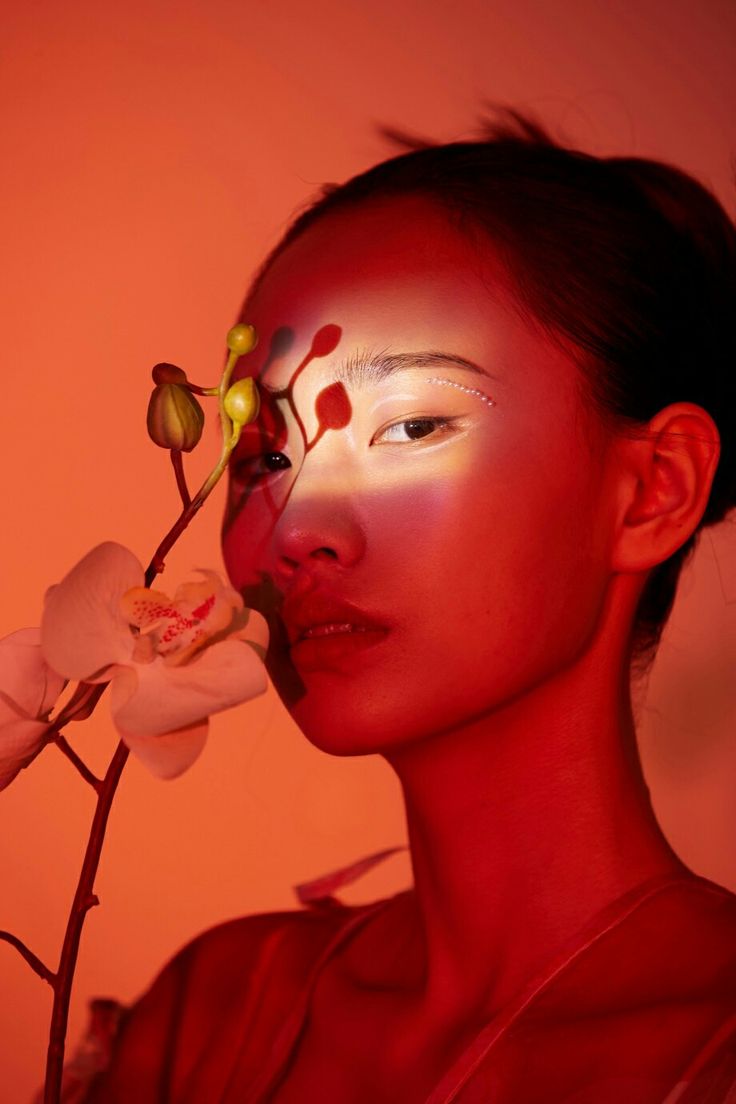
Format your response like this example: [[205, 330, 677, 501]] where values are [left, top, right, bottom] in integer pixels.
[[254, 193, 501, 294], [234, 193, 590, 435], [238, 195, 526, 379]]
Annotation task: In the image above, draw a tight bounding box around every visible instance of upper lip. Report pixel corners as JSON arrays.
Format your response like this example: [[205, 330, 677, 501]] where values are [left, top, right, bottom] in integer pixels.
[[281, 591, 388, 645]]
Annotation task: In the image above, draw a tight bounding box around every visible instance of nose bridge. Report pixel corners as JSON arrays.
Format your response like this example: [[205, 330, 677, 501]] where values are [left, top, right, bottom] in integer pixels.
[[270, 445, 367, 578]]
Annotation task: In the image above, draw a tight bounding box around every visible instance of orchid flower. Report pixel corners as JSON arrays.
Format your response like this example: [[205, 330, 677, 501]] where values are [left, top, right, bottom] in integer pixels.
[[0, 628, 67, 790], [39, 542, 269, 780]]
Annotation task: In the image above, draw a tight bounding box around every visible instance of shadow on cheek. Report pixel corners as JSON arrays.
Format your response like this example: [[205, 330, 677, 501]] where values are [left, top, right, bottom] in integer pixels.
[[241, 572, 308, 709]]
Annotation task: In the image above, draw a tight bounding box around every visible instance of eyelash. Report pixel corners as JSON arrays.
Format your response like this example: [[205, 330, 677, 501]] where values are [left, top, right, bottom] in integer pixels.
[[375, 414, 456, 445], [230, 415, 458, 482]]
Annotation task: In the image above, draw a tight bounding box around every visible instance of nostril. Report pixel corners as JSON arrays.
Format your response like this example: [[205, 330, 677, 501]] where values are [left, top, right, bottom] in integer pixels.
[[273, 508, 366, 574], [278, 555, 300, 574], [275, 546, 338, 581]]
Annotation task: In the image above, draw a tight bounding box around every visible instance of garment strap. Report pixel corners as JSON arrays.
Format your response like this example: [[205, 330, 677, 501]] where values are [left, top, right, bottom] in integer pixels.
[[661, 1012, 736, 1103]]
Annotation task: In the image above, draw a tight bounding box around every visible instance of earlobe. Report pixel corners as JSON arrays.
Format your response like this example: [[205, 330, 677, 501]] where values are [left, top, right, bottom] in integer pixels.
[[611, 402, 721, 574]]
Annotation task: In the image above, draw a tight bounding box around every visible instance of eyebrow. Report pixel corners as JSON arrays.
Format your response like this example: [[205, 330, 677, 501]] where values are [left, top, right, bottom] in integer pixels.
[[260, 348, 496, 394]]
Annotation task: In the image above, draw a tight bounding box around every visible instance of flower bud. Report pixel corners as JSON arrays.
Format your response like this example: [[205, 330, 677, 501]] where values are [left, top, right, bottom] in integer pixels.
[[152, 362, 188, 385], [224, 378, 260, 427], [147, 383, 204, 452], [226, 324, 258, 356]]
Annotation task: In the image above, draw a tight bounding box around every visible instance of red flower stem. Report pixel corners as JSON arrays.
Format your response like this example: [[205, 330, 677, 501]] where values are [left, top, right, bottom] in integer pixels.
[[40, 348, 249, 1099], [41, 503, 226, 1097], [42, 531, 177, 1098], [185, 382, 219, 396], [0, 930, 55, 985], [52, 733, 102, 791], [43, 737, 129, 1104], [169, 449, 191, 509], [146, 496, 206, 584]]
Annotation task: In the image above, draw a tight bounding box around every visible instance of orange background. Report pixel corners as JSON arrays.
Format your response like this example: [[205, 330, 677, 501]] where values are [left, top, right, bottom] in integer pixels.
[[2, 1, 736, 1098]]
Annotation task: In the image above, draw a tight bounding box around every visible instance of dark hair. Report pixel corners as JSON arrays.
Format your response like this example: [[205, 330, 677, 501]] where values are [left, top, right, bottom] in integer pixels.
[[241, 105, 736, 679]]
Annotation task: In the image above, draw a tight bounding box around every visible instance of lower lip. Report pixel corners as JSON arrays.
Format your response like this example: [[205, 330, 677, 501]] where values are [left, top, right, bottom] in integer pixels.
[[289, 627, 389, 671]]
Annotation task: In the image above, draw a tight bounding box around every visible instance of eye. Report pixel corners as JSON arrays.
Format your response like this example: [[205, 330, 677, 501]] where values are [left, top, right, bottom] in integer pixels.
[[372, 415, 456, 445], [230, 450, 292, 483]]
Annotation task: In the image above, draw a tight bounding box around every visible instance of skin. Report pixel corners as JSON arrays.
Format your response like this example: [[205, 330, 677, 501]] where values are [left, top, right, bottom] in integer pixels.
[[220, 193, 721, 1090]]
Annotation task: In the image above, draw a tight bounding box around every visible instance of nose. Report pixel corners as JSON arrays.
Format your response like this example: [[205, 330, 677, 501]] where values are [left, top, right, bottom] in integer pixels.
[[270, 491, 367, 586]]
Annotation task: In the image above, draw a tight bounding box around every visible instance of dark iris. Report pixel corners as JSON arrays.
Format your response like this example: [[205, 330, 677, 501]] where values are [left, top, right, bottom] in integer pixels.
[[262, 452, 291, 471], [403, 418, 436, 440], [231, 450, 291, 481]]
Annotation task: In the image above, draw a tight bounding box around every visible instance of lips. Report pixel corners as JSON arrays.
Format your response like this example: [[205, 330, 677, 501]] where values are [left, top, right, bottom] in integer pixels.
[[281, 591, 388, 646]]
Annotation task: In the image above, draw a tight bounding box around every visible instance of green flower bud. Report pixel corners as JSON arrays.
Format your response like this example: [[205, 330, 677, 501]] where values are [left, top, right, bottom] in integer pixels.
[[226, 324, 258, 356], [224, 378, 260, 426], [152, 362, 188, 385], [147, 383, 205, 452]]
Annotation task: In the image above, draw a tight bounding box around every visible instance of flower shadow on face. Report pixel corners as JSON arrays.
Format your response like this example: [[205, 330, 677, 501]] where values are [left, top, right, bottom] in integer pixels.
[[223, 322, 352, 715], [239, 571, 309, 712], [222, 325, 300, 708], [222, 324, 296, 542]]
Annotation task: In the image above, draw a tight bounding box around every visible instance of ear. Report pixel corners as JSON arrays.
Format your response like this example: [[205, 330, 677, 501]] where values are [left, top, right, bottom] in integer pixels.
[[611, 402, 721, 574]]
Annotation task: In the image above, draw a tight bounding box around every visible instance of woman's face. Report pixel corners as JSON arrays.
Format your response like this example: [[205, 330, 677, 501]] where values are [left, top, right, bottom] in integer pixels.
[[222, 194, 615, 756]]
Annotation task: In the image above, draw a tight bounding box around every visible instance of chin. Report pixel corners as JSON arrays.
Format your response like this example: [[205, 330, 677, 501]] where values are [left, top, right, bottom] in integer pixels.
[[265, 627, 407, 754], [285, 686, 387, 757], [287, 678, 443, 759], [264, 665, 397, 756]]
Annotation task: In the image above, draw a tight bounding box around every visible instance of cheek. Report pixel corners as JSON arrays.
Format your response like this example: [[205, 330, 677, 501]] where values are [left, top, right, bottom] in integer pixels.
[[221, 485, 275, 591], [480, 472, 608, 665], [409, 455, 606, 664]]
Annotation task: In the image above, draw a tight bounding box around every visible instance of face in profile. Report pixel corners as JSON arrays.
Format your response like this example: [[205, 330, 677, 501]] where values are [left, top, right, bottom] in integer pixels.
[[221, 194, 615, 758]]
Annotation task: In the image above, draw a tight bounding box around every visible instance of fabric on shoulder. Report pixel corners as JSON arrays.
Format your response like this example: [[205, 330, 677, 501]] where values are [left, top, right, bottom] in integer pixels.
[[73, 846, 404, 1104], [81, 902, 357, 1103], [664, 1012, 736, 1103]]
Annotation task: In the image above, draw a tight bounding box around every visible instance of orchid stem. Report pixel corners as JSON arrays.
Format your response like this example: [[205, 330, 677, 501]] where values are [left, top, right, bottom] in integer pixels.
[[0, 931, 55, 986], [169, 449, 191, 509], [52, 733, 102, 792], [39, 340, 251, 1100], [43, 736, 129, 1104], [186, 382, 219, 396]]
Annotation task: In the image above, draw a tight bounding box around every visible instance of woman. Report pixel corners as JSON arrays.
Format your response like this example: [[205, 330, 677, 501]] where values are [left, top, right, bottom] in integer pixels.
[[87, 109, 736, 1102]]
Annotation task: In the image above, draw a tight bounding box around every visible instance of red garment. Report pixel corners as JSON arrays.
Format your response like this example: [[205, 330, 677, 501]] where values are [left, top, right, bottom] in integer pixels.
[[86, 871, 736, 1103]]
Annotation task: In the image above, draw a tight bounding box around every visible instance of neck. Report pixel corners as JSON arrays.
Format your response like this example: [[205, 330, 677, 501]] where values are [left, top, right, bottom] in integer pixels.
[[382, 578, 691, 1026]]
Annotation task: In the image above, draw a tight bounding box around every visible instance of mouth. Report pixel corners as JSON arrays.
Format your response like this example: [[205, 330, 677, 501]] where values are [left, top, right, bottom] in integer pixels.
[[295, 622, 376, 642], [289, 623, 390, 671]]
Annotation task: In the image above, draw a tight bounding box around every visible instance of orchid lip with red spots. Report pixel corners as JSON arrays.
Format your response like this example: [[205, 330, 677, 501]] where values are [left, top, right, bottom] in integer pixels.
[[36, 542, 269, 779]]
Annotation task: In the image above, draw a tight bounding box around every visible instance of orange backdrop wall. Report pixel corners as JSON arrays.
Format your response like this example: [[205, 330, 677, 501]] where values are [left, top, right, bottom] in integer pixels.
[[2, 1, 736, 1099]]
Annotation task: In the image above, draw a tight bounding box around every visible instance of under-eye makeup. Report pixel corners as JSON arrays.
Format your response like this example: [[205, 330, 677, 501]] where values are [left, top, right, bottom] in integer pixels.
[[425, 377, 496, 406]]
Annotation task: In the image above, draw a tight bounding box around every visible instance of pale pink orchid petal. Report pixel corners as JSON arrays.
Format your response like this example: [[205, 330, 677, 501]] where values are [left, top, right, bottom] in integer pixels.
[[0, 718, 54, 791], [0, 628, 66, 720], [110, 639, 268, 738], [228, 608, 269, 656], [115, 718, 209, 780], [0, 628, 67, 790], [41, 542, 144, 681], [30, 541, 269, 781]]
